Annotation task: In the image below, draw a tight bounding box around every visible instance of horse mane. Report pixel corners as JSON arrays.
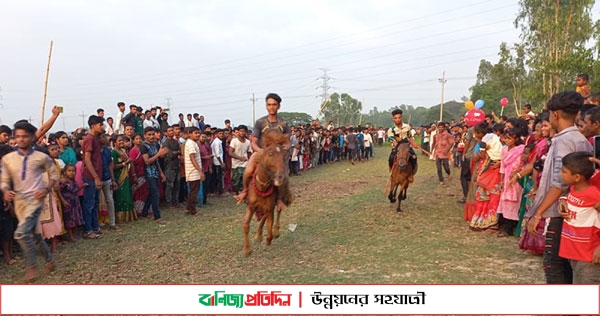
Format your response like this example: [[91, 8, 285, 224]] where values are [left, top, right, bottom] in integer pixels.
[[263, 132, 290, 148], [397, 141, 410, 150]]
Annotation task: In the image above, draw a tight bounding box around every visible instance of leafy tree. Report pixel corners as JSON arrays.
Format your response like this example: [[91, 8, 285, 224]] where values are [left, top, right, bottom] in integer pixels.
[[515, 0, 596, 98], [278, 112, 312, 126], [321, 93, 362, 127]]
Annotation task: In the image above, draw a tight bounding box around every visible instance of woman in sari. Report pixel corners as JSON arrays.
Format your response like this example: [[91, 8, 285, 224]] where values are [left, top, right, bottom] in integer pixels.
[[469, 123, 503, 231], [129, 134, 148, 216], [112, 135, 137, 223], [496, 128, 525, 237], [513, 114, 554, 253]]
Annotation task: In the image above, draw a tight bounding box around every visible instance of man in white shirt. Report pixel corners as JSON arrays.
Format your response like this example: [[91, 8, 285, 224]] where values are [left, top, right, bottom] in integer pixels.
[[115, 102, 126, 134], [105, 117, 115, 136], [229, 125, 252, 194], [210, 129, 225, 195], [150, 107, 160, 129], [428, 124, 437, 160], [184, 127, 204, 216], [376, 127, 385, 147], [143, 110, 154, 128], [185, 114, 194, 128], [362, 129, 373, 160]]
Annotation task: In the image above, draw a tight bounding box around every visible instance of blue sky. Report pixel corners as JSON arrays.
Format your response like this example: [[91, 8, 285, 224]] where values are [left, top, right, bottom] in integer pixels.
[[0, 0, 523, 131]]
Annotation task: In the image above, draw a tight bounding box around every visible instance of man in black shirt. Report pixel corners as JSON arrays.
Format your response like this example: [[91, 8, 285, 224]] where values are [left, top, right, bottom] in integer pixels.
[[234, 93, 290, 210], [122, 105, 138, 128]]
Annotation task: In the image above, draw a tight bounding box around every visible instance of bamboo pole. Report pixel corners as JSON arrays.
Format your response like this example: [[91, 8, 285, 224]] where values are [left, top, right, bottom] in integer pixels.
[[41, 40, 54, 125]]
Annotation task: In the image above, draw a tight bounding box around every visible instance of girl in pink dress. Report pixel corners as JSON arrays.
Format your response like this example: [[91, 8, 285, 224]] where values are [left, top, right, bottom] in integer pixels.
[[496, 128, 525, 237]]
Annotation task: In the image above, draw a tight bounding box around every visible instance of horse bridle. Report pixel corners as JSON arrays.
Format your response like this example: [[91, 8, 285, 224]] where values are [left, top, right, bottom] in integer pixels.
[[395, 144, 410, 166]]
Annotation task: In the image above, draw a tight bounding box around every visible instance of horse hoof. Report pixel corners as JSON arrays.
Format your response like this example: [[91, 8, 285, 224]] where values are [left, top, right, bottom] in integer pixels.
[[273, 232, 280, 239], [389, 198, 396, 203], [254, 236, 262, 243], [243, 248, 252, 256], [396, 208, 403, 213]]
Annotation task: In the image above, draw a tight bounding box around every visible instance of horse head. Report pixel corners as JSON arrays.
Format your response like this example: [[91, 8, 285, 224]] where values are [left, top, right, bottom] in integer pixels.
[[261, 132, 291, 187], [396, 142, 410, 170]]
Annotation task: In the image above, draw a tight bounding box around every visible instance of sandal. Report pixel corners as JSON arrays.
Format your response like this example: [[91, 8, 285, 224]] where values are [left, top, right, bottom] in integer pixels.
[[84, 232, 102, 239], [497, 231, 509, 238], [5, 258, 17, 265]]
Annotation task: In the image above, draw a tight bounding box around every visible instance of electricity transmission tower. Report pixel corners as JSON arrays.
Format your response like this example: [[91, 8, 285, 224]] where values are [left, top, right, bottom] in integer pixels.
[[316, 68, 332, 104]]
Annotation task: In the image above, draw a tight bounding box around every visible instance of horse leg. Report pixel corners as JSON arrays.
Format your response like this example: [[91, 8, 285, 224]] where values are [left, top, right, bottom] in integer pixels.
[[388, 182, 398, 203], [273, 207, 281, 239], [396, 181, 404, 212], [254, 214, 267, 243], [242, 207, 254, 256], [397, 181, 409, 212], [265, 209, 274, 246]]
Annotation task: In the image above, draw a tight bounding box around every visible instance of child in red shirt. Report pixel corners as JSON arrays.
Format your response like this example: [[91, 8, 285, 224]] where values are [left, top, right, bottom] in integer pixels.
[[558, 151, 600, 283]]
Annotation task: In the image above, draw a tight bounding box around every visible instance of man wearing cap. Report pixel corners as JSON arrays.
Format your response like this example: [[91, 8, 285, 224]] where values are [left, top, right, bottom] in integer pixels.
[[115, 102, 126, 134], [82, 115, 106, 239]]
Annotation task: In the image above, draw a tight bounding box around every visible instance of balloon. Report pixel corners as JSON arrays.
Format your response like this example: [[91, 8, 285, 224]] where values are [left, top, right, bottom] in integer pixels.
[[464, 109, 485, 127], [475, 99, 485, 109], [500, 97, 509, 107], [465, 100, 474, 110]]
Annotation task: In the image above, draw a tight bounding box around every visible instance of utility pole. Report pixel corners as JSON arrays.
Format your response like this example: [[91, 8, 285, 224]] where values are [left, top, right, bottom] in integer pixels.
[[250, 93, 258, 124], [359, 98, 364, 126], [165, 97, 172, 110], [79, 111, 85, 128], [439, 71, 447, 122]]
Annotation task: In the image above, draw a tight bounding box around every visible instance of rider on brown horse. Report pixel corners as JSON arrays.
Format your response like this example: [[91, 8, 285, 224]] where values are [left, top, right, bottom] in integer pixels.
[[235, 93, 291, 211], [387, 109, 418, 182]]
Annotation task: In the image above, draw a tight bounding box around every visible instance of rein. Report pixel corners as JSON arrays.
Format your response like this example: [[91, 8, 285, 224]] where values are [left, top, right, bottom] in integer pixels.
[[252, 167, 274, 197]]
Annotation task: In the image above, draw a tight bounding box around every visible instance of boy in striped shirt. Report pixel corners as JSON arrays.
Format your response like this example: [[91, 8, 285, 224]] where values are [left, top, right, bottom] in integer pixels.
[[558, 151, 600, 284]]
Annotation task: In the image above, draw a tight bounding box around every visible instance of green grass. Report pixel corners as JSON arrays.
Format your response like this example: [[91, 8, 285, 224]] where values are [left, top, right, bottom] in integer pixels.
[[0, 147, 544, 284]]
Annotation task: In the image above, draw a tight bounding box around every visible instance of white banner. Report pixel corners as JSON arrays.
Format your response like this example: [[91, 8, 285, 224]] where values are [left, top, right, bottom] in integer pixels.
[[1, 284, 598, 314]]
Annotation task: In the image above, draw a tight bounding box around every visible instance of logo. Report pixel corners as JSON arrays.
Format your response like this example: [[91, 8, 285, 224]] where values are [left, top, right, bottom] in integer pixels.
[[198, 291, 293, 308]]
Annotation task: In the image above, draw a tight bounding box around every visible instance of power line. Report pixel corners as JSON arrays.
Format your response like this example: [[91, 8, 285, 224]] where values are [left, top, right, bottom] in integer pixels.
[[46, 2, 514, 92]]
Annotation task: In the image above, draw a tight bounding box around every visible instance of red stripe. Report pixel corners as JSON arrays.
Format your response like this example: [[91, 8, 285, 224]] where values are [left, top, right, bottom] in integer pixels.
[[299, 291, 302, 308]]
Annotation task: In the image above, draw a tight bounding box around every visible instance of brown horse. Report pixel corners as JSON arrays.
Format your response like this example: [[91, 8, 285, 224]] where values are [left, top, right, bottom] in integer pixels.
[[388, 142, 414, 212], [242, 132, 293, 256]]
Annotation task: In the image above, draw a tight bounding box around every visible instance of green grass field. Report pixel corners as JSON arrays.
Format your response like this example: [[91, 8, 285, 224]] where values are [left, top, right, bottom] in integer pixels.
[[0, 147, 544, 284]]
